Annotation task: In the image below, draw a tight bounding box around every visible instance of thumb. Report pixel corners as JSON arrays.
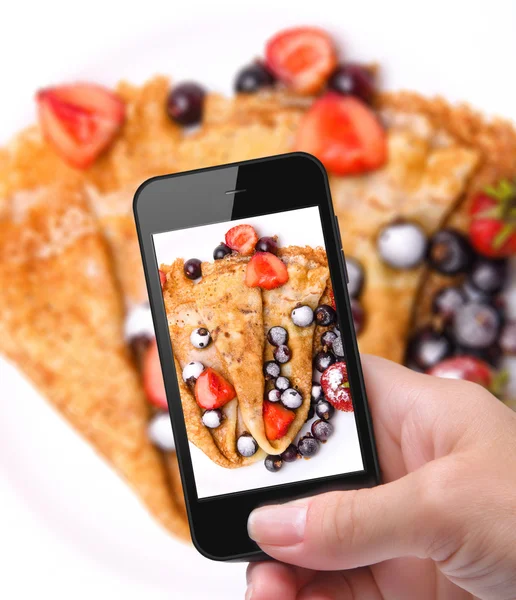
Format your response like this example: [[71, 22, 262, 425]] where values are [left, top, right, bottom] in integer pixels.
[[248, 470, 442, 570]]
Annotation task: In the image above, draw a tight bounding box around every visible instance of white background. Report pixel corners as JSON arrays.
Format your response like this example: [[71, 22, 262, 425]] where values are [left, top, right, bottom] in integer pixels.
[[153, 207, 364, 498], [1, 1, 516, 599]]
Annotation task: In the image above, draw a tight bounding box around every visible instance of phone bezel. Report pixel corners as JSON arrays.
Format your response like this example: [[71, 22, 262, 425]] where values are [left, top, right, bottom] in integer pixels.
[[133, 153, 380, 561]]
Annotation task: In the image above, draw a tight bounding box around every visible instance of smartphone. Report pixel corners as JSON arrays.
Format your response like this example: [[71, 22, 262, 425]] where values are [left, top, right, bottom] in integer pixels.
[[134, 153, 379, 561]]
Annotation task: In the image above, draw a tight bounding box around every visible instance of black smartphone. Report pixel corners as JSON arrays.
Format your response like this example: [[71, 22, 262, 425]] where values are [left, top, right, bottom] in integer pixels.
[[134, 153, 379, 562]]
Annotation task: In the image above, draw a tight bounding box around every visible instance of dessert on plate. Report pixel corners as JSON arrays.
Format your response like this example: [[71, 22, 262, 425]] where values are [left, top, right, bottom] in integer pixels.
[[1, 26, 515, 540]]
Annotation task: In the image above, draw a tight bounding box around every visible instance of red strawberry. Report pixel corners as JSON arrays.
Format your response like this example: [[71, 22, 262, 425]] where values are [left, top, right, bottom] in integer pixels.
[[265, 27, 337, 94], [159, 270, 166, 290], [36, 83, 125, 169], [143, 339, 168, 410], [225, 224, 259, 255], [320, 362, 353, 412], [295, 93, 387, 176], [469, 180, 516, 258], [195, 368, 236, 410], [263, 400, 295, 440], [245, 252, 289, 290], [427, 356, 496, 390]]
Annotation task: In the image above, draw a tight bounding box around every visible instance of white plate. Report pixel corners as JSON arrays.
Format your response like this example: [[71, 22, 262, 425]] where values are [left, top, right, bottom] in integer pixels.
[[1, 1, 516, 599]]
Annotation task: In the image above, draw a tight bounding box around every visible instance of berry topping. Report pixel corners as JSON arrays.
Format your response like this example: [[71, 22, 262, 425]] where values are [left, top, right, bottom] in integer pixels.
[[432, 286, 467, 322], [234, 62, 275, 93], [295, 94, 387, 175], [351, 299, 364, 335], [201, 409, 224, 429], [314, 350, 336, 373], [321, 330, 338, 348], [246, 252, 289, 289], [237, 433, 259, 457], [280, 388, 303, 409], [311, 419, 334, 443], [124, 303, 155, 343], [143, 340, 167, 410], [213, 243, 232, 260], [377, 220, 427, 269], [329, 289, 336, 310], [311, 382, 323, 402], [265, 27, 337, 94], [267, 326, 289, 346], [267, 388, 281, 402], [298, 433, 320, 458], [36, 83, 125, 169], [345, 257, 364, 298], [315, 304, 337, 326], [331, 330, 345, 357], [182, 361, 205, 385], [406, 326, 454, 371], [264, 455, 283, 472], [225, 224, 259, 255], [275, 376, 291, 391], [291, 305, 314, 327], [194, 368, 236, 410], [184, 258, 202, 280], [147, 413, 175, 452], [166, 82, 205, 126], [328, 63, 376, 104], [306, 403, 315, 421], [428, 229, 473, 275], [273, 344, 291, 364], [500, 321, 516, 355], [264, 360, 281, 380], [190, 327, 211, 349], [281, 444, 300, 463], [452, 303, 501, 349], [159, 270, 166, 290], [321, 362, 353, 412], [427, 356, 493, 389], [469, 181, 516, 258], [468, 258, 507, 296], [263, 400, 295, 440], [315, 398, 335, 421], [255, 236, 279, 255]]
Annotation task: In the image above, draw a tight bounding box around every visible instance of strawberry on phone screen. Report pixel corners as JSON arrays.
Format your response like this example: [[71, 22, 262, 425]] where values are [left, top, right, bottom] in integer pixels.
[[245, 252, 289, 290], [263, 400, 295, 440], [195, 368, 236, 410], [225, 224, 259, 255]]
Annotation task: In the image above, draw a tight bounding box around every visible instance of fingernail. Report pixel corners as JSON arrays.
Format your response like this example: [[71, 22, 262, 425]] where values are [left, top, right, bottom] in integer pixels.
[[245, 584, 253, 600], [248, 504, 307, 546]]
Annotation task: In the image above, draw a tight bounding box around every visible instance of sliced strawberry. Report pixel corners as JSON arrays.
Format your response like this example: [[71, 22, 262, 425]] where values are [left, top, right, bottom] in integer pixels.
[[159, 269, 166, 290], [36, 83, 125, 169], [263, 400, 295, 440], [225, 224, 258, 255], [320, 362, 353, 412], [295, 93, 387, 176], [265, 27, 337, 94], [195, 368, 235, 410], [143, 339, 168, 410], [245, 252, 289, 290], [469, 181, 516, 258]]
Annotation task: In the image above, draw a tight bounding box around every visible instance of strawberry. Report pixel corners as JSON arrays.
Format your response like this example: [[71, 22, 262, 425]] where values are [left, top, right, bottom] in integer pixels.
[[265, 27, 337, 94], [320, 362, 353, 412], [295, 93, 387, 176], [225, 224, 259, 255], [143, 339, 168, 410], [159, 269, 166, 290], [195, 368, 236, 410], [469, 180, 516, 258], [245, 252, 289, 290], [36, 83, 125, 169], [328, 288, 336, 310], [427, 356, 507, 397], [263, 400, 295, 440]]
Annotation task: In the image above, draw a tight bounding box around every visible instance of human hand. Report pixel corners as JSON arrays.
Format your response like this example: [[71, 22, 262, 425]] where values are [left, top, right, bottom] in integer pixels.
[[245, 355, 516, 600]]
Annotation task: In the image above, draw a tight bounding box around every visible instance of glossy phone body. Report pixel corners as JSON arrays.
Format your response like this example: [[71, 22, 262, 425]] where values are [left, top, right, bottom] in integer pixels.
[[134, 153, 380, 561]]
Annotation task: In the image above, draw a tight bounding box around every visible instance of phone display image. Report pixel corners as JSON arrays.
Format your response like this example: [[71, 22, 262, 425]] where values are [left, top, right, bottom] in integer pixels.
[[153, 206, 364, 499]]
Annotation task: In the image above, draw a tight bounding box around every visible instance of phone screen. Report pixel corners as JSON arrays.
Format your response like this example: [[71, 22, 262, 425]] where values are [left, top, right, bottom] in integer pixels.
[[152, 205, 364, 500]]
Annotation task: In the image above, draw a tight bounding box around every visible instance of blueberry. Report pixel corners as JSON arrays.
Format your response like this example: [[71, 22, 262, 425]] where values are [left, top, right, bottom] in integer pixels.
[[315, 399, 335, 421], [264, 455, 283, 472], [377, 220, 427, 269], [273, 344, 291, 364], [184, 258, 202, 280], [432, 286, 467, 322], [428, 229, 473, 275], [298, 434, 319, 458], [311, 382, 323, 402], [311, 419, 334, 442], [328, 63, 376, 104], [314, 350, 336, 372], [267, 326, 288, 346], [468, 258, 507, 296], [281, 444, 299, 463], [500, 321, 516, 355], [281, 388, 303, 409], [182, 361, 205, 384], [167, 82, 205, 126], [321, 330, 338, 348], [291, 305, 314, 327], [201, 409, 224, 429], [462, 280, 490, 304], [346, 257, 365, 298], [453, 303, 501, 349], [264, 360, 281, 380], [234, 62, 275, 94], [406, 326, 454, 370], [147, 413, 175, 452], [275, 376, 290, 391], [213, 243, 232, 260], [351, 299, 364, 335], [315, 304, 337, 326], [255, 236, 278, 254], [190, 327, 211, 349], [267, 388, 281, 402], [332, 332, 345, 358], [237, 433, 258, 457], [306, 403, 315, 421]]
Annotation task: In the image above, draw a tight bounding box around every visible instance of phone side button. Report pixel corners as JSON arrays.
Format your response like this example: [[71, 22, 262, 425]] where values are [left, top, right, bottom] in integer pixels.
[[340, 248, 349, 284]]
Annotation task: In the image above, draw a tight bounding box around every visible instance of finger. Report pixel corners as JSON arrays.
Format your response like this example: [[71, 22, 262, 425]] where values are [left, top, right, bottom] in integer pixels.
[[297, 568, 382, 600], [245, 562, 314, 600]]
